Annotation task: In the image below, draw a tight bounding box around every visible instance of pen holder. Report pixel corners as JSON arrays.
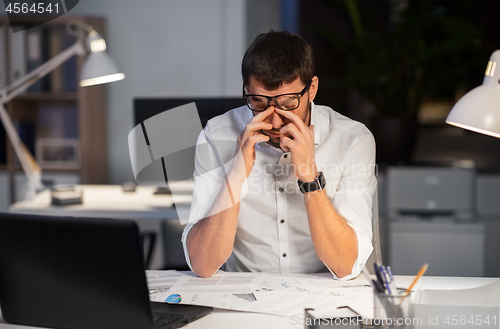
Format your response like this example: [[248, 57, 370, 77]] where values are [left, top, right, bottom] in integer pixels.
[[373, 291, 414, 329]]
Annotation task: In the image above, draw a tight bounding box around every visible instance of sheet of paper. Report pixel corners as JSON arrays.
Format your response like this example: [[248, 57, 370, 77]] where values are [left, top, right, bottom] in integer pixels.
[[146, 270, 190, 298], [152, 290, 257, 310], [168, 271, 263, 293], [147, 271, 374, 318], [251, 285, 374, 317], [258, 273, 371, 291]]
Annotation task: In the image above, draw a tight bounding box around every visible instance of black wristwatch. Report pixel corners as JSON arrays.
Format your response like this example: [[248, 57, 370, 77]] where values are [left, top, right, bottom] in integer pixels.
[[298, 171, 326, 193]]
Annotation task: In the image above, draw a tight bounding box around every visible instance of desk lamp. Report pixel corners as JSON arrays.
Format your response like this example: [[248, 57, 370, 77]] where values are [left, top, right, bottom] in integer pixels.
[[446, 50, 500, 138], [0, 21, 124, 201]]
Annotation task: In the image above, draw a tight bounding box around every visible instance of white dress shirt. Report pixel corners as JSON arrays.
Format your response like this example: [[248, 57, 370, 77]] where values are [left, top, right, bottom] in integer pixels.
[[181, 102, 376, 280]]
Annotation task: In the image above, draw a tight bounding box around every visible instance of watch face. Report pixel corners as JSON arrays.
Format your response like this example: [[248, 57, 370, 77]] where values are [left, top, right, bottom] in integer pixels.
[[298, 172, 325, 193], [318, 172, 326, 188]]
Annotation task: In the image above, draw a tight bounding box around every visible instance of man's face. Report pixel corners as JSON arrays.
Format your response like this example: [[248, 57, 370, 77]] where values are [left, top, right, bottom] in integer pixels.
[[246, 76, 318, 148]]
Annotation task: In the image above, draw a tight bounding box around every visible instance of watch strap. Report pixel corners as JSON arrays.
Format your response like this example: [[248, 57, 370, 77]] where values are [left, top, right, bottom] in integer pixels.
[[298, 171, 326, 193]]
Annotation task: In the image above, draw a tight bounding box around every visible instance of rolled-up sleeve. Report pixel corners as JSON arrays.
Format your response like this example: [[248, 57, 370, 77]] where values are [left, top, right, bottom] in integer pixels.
[[327, 132, 377, 280], [181, 125, 239, 271], [181, 130, 224, 271]]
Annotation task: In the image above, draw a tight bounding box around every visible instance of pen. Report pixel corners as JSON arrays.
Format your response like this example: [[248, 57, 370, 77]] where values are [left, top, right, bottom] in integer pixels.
[[373, 263, 386, 291], [386, 266, 398, 294], [372, 279, 385, 293], [386, 266, 394, 281], [380, 266, 392, 294], [362, 267, 386, 294]]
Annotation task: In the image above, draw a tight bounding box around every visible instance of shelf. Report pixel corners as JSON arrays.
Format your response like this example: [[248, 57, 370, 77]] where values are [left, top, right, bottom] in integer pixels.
[[0, 15, 108, 196], [40, 168, 81, 173], [10, 166, 80, 173], [0, 14, 108, 191], [15, 92, 78, 102]]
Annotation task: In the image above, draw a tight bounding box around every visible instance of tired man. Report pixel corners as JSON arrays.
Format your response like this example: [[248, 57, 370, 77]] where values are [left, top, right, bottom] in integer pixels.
[[182, 31, 376, 279]]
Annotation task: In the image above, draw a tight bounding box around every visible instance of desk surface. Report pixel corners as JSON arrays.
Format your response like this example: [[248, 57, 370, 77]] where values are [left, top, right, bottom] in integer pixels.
[[8, 184, 193, 270], [9, 184, 193, 220], [186, 275, 499, 329], [0, 275, 497, 329]]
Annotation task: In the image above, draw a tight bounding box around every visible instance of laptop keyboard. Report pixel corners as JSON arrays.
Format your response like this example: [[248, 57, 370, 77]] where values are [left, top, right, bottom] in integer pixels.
[[152, 312, 185, 328]]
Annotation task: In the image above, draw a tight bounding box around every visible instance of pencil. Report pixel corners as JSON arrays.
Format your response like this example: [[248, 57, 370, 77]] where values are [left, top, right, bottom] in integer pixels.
[[399, 263, 429, 305]]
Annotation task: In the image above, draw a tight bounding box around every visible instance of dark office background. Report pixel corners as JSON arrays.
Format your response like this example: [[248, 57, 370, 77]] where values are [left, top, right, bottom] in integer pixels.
[[299, 0, 500, 169]]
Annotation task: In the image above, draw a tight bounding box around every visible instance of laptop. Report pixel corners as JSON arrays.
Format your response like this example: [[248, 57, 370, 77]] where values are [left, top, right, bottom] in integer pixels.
[[0, 213, 212, 329]]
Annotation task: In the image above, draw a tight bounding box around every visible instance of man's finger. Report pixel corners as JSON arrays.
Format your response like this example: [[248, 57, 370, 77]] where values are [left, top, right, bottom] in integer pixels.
[[275, 109, 309, 135], [247, 121, 272, 134], [279, 136, 295, 153], [279, 123, 304, 144], [245, 134, 269, 149], [239, 122, 271, 144], [249, 107, 274, 123]]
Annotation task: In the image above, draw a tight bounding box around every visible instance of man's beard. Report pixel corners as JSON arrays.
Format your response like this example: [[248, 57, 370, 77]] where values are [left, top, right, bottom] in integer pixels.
[[262, 102, 311, 150]]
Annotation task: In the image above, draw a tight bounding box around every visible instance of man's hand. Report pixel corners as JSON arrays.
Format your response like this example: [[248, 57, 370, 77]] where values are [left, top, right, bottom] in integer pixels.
[[236, 108, 273, 177], [276, 108, 317, 182]]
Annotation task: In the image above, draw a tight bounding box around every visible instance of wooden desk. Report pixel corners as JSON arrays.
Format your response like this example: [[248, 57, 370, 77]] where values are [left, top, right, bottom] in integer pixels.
[[9, 184, 193, 270]]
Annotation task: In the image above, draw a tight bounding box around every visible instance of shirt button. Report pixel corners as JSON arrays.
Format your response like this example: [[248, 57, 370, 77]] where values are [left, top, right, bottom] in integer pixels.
[[280, 219, 285, 224], [279, 187, 284, 192], [284, 154, 288, 158], [282, 253, 287, 258]]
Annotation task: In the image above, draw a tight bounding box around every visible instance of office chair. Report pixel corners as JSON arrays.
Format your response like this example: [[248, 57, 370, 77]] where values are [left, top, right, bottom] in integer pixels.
[[365, 188, 383, 274], [160, 219, 190, 271], [140, 231, 156, 269]]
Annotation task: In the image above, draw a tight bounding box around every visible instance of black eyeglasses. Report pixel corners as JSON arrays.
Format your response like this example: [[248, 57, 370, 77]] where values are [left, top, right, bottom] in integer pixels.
[[243, 80, 312, 112]]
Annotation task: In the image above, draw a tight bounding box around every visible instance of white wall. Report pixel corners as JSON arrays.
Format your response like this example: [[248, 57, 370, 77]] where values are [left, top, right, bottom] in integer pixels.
[[1, 0, 284, 187], [70, 0, 246, 184], [246, 0, 281, 45]]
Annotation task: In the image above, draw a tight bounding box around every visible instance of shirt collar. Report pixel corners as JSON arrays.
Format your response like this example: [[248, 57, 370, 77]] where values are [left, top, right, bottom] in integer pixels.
[[310, 102, 321, 145]]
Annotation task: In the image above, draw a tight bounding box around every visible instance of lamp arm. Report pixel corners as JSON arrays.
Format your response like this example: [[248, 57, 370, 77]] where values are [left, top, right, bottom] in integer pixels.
[[0, 38, 86, 196], [0, 40, 86, 103], [0, 102, 41, 188]]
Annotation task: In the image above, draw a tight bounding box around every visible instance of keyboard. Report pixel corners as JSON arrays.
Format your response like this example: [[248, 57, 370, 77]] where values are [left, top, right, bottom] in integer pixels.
[[153, 312, 185, 328]]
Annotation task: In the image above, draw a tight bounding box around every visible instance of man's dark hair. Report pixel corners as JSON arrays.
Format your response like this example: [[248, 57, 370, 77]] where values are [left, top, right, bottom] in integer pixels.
[[242, 30, 314, 91]]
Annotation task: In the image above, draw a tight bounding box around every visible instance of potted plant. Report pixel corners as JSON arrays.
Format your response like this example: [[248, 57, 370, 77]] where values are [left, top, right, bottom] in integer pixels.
[[314, 0, 490, 163]]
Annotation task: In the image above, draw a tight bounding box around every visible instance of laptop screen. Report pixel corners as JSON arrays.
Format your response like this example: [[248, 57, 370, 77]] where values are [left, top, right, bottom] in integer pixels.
[[0, 213, 155, 329]]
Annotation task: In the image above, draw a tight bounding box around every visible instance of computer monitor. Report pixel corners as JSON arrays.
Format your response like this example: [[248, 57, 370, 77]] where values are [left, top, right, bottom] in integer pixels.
[[133, 97, 245, 127]]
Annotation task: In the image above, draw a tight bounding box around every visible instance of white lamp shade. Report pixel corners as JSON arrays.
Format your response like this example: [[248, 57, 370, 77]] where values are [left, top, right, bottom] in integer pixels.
[[446, 50, 500, 138], [80, 51, 125, 87], [446, 85, 500, 138]]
